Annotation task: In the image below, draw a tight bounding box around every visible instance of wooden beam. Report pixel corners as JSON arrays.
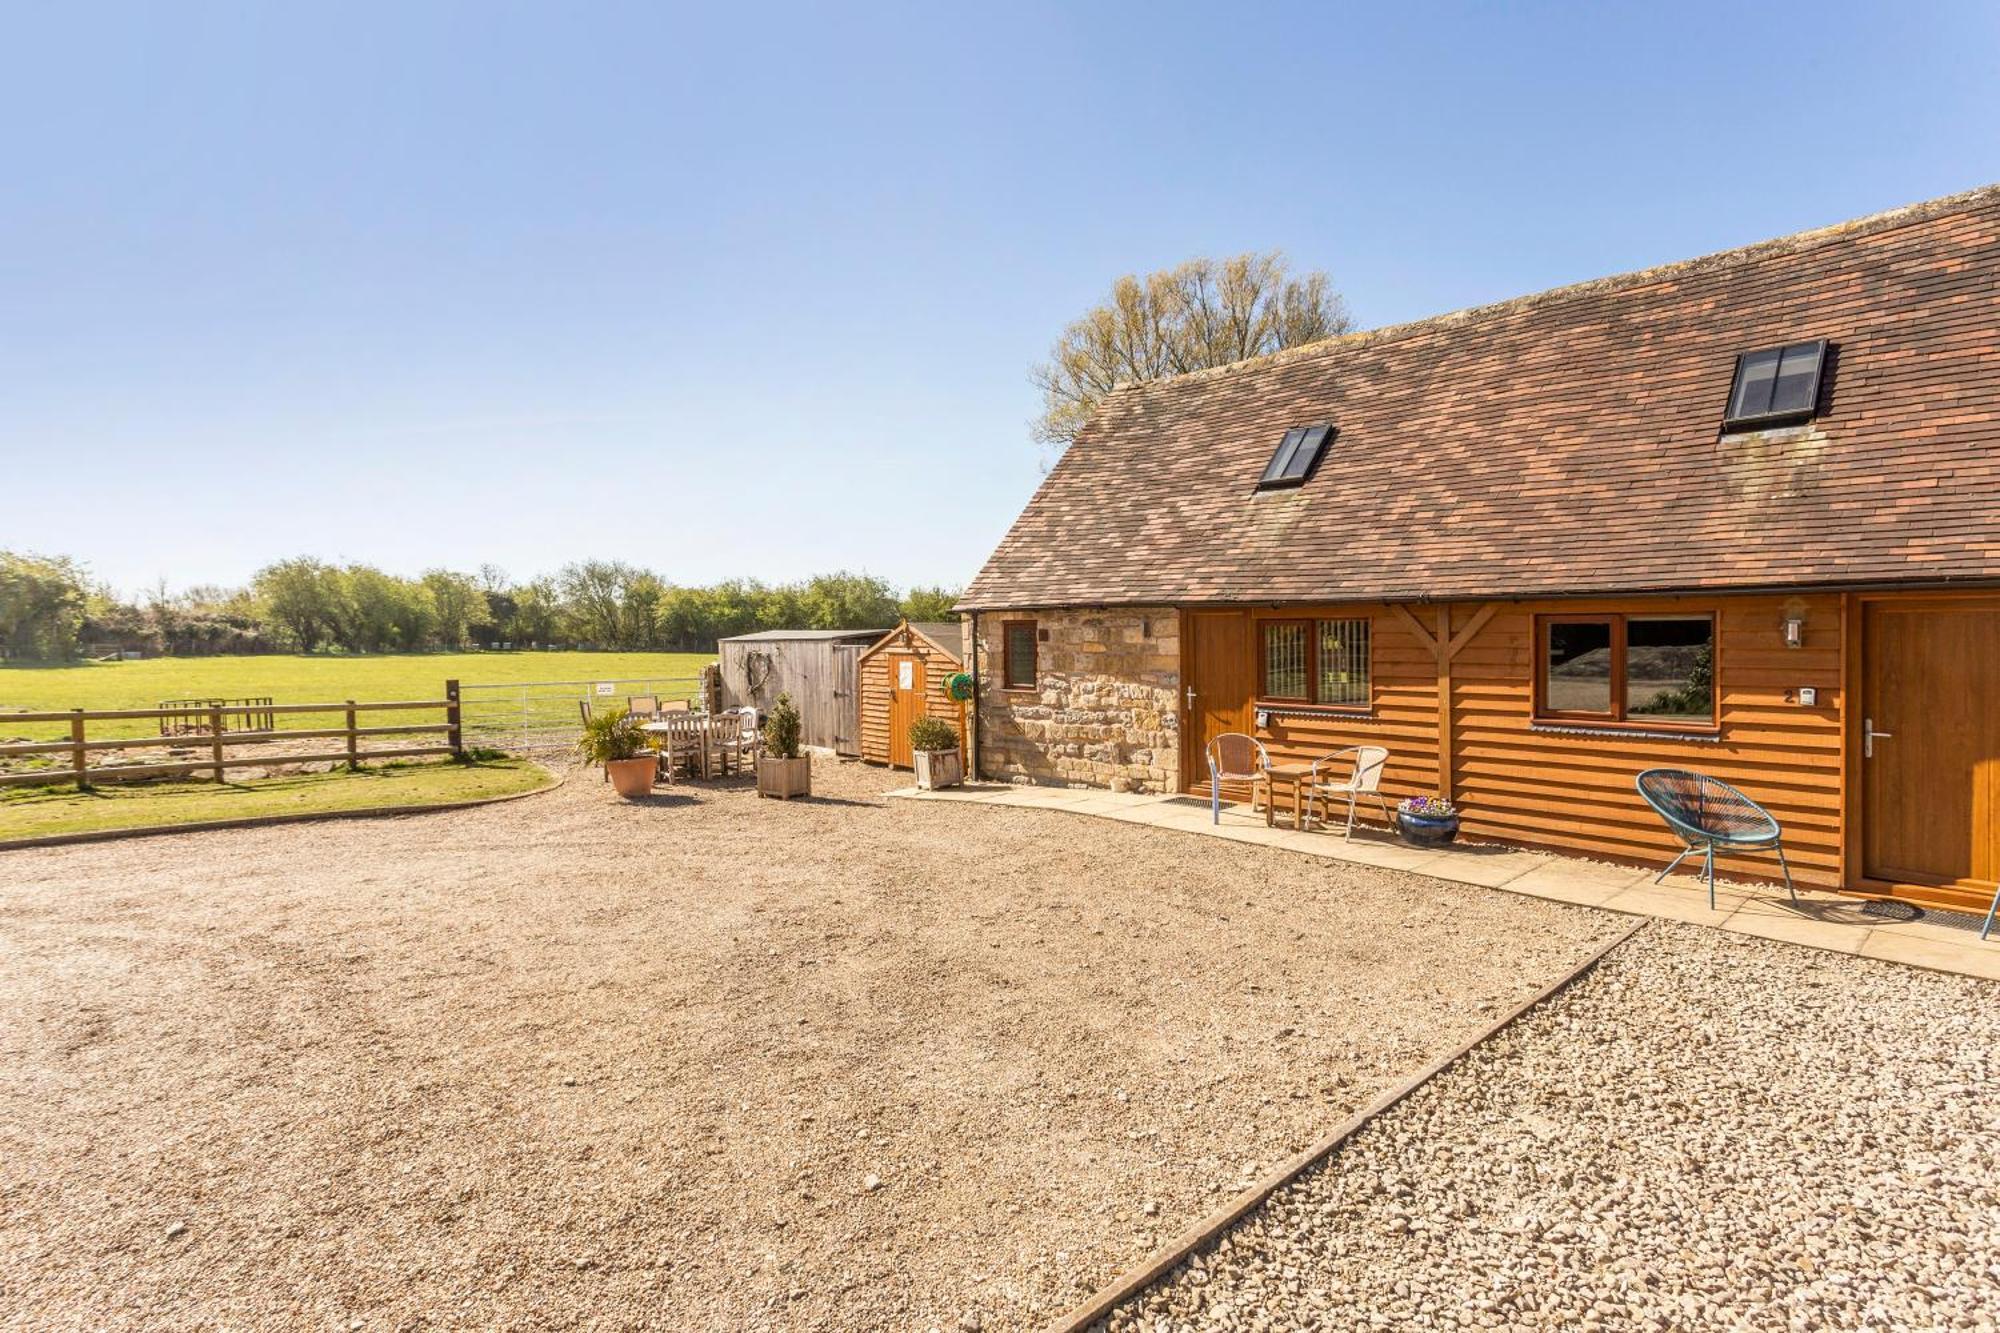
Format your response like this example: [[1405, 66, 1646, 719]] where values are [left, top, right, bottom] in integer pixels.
[[1436, 604, 1453, 800], [1390, 603, 1438, 656], [1444, 602, 1498, 661]]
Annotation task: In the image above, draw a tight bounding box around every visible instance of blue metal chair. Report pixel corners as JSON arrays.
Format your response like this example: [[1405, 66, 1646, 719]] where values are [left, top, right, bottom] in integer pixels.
[[1982, 884, 1999, 941], [1634, 768, 1798, 911]]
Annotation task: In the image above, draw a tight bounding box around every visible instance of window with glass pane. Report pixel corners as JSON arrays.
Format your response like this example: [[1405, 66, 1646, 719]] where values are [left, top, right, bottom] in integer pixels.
[[1002, 621, 1037, 689], [1725, 340, 1825, 426], [1317, 618, 1370, 705], [1625, 617, 1714, 722], [1262, 622, 1309, 699], [1545, 621, 1614, 715]]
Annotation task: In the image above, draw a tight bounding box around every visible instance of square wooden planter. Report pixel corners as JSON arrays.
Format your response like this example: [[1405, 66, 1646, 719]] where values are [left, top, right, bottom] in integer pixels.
[[913, 748, 964, 791], [757, 755, 812, 800]]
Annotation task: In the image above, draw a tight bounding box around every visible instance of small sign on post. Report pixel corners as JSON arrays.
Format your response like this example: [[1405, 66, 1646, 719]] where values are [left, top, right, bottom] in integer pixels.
[[595, 682, 615, 696]]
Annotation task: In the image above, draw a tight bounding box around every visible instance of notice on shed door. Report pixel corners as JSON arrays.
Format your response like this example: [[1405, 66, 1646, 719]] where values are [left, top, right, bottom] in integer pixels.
[[898, 660, 914, 690]]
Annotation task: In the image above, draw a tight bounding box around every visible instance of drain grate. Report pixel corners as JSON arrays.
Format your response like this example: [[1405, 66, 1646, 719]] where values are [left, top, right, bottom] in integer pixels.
[[1859, 899, 1992, 934]]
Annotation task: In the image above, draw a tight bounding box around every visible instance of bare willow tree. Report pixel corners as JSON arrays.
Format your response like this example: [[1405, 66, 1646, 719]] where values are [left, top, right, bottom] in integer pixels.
[[1030, 251, 1352, 452]]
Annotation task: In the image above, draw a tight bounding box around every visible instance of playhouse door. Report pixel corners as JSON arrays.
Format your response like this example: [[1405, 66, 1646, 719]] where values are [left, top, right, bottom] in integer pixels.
[[888, 655, 926, 768]]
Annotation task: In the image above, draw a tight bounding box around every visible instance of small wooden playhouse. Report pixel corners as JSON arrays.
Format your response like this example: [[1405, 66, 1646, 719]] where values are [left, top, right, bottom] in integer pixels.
[[858, 621, 967, 768]]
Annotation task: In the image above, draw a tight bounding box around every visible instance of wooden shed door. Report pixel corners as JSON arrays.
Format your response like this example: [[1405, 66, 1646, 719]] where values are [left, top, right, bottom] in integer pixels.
[[889, 655, 925, 768], [1183, 610, 1254, 794], [1862, 600, 2000, 895], [831, 644, 863, 757]]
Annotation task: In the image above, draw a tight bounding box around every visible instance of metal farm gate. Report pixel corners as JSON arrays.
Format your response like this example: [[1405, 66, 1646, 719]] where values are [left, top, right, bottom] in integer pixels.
[[457, 673, 707, 753]]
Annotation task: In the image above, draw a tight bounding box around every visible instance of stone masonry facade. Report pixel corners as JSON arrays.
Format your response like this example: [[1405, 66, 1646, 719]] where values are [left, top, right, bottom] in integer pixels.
[[970, 607, 1180, 793]]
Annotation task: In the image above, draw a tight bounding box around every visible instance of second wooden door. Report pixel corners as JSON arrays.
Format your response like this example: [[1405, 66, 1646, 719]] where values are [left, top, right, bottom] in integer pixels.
[[1862, 599, 2000, 898], [888, 654, 926, 768]]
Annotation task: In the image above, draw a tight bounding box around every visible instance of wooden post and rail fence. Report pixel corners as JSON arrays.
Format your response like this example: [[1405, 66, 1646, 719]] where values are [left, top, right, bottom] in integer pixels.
[[0, 680, 465, 790]]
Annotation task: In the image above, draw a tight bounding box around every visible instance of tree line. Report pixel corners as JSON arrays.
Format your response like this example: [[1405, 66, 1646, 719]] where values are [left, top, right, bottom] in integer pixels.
[[0, 550, 958, 661]]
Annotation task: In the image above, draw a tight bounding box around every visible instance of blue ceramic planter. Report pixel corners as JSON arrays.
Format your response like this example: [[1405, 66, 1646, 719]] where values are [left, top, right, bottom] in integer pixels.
[[1397, 810, 1461, 848]]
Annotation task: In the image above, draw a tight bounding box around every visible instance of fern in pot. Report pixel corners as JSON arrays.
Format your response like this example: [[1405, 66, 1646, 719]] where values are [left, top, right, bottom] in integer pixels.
[[576, 707, 656, 798], [756, 692, 811, 799], [908, 715, 964, 790]]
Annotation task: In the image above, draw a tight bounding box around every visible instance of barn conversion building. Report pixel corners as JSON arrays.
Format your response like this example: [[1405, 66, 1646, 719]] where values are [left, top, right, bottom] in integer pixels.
[[959, 185, 2000, 911]]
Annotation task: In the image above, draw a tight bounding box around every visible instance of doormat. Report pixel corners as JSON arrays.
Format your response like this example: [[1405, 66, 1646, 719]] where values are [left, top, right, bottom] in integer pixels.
[[1859, 899, 1992, 934]]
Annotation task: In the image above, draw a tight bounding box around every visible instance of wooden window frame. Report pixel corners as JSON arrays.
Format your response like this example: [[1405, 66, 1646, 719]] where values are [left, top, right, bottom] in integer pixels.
[[999, 619, 1038, 692], [1533, 612, 1720, 733], [1255, 614, 1373, 712]]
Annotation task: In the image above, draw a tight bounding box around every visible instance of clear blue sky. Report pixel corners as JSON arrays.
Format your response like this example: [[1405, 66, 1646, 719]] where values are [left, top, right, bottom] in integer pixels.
[[6, 2, 1997, 598]]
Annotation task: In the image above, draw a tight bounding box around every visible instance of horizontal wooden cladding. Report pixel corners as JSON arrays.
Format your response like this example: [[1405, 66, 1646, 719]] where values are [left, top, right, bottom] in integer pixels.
[[1454, 594, 1845, 886], [1240, 594, 1846, 888]]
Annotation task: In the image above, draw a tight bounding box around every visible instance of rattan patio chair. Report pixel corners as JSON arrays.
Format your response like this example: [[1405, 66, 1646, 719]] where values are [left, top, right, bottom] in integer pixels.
[[1204, 732, 1271, 824], [1634, 768, 1798, 910], [1305, 745, 1392, 840]]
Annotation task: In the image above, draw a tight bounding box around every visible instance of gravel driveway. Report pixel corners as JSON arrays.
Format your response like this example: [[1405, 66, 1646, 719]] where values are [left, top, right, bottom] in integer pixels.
[[1104, 921, 2000, 1332], [0, 760, 1621, 1331]]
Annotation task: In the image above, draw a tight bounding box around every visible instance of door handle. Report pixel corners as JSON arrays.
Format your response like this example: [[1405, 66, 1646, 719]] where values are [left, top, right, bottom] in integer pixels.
[[1185, 686, 1197, 709], [1864, 717, 1893, 759]]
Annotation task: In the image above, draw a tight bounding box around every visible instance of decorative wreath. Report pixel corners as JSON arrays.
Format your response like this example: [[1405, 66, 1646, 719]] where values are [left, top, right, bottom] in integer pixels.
[[744, 649, 774, 697], [943, 671, 974, 702]]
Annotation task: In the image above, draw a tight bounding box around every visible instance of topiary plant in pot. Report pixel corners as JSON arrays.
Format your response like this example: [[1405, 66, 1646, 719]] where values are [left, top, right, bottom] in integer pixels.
[[756, 692, 811, 799], [576, 706, 656, 798], [908, 714, 963, 790]]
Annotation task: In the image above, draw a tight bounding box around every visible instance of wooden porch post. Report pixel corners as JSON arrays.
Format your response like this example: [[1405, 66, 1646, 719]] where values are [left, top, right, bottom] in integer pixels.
[[1437, 605, 1453, 802], [1390, 601, 1499, 803]]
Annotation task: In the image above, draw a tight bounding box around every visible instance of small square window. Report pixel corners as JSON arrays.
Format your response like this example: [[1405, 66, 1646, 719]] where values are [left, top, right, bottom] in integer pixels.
[[1725, 340, 1825, 428], [1257, 424, 1335, 490]]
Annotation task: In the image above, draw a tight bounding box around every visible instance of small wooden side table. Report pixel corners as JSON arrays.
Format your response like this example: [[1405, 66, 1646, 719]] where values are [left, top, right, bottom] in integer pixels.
[[1264, 763, 1315, 830]]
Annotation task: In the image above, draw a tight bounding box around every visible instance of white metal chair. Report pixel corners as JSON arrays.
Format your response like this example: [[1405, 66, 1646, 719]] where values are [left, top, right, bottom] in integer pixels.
[[1204, 733, 1270, 824], [1305, 745, 1392, 840], [734, 706, 762, 764]]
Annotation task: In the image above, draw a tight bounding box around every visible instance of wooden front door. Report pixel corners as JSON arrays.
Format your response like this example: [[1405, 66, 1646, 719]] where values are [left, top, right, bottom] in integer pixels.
[[1862, 600, 2000, 896], [1183, 610, 1254, 793], [888, 654, 925, 768]]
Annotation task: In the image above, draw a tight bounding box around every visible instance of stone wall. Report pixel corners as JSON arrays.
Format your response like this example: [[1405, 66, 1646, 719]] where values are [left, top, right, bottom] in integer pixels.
[[970, 607, 1180, 793]]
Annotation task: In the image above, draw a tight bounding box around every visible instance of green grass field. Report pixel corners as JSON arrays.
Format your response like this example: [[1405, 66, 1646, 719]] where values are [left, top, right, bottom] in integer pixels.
[[0, 651, 714, 743], [0, 757, 555, 842]]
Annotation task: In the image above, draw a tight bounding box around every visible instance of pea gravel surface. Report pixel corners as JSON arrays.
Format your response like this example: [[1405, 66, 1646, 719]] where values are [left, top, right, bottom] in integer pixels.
[[0, 760, 1623, 1331], [1101, 921, 2000, 1333]]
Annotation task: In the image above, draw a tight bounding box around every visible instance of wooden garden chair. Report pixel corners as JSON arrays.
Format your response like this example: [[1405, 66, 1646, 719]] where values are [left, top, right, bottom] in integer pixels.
[[627, 694, 660, 720], [705, 711, 746, 776], [1204, 732, 1270, 824], [654, 713, 705, 781], [1305, 745, 1392, 840]]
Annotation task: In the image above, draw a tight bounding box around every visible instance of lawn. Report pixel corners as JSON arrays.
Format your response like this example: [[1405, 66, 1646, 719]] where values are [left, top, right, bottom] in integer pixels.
[[0, 650, 714, 742], [0, 756, 553, 841]]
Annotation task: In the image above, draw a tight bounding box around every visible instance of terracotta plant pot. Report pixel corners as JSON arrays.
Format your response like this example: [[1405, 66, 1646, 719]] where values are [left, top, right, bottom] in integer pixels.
[[605, 756, 656, 798], [913, 748, 964, 791], [757, 755, 811, 800]]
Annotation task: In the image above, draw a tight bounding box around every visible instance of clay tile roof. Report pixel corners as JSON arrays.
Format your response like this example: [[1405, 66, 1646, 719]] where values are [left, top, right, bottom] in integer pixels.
[[960, 185, 2000, 611]]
